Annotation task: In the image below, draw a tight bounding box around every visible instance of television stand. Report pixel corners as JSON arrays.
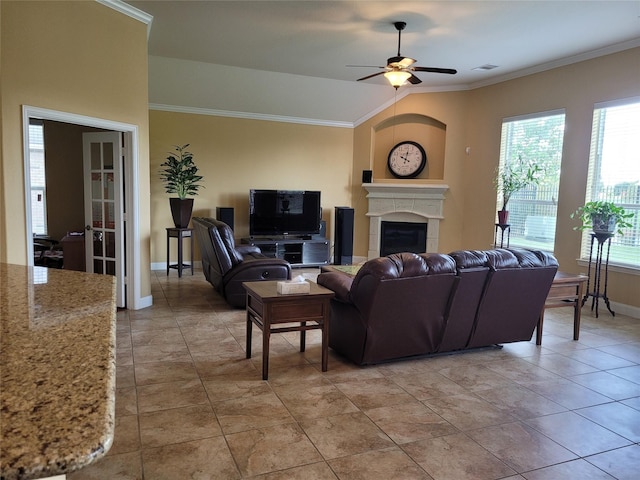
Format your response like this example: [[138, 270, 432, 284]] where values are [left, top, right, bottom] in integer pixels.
[[241, 236, 330, 268]]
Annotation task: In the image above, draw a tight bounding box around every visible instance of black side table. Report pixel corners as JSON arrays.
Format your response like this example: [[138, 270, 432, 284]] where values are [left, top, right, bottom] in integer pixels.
[[494, 223, 511, 248], [582, 232, 615, 318], [166, 227, 194, 277]]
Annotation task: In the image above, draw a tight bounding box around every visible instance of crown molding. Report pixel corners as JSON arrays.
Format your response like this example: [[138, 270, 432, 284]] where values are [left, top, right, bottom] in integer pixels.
[[96, 0, 153, 38], [149, 103, 354, 129], [469, 37, 640, 90]]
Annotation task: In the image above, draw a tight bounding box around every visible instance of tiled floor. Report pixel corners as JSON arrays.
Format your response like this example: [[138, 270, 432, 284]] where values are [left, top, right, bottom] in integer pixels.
[[70, 268, 640, 479]]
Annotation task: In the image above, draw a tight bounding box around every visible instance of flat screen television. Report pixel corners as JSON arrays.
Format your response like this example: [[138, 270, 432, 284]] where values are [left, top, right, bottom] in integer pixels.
[[249, 189, 321, 237]]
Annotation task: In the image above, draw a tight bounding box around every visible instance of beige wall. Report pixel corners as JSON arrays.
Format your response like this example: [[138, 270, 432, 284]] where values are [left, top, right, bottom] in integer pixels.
[[0, 1, 151, 297], [0, 1, 4, 262], [353, 91, 471, 256], [354, 47, 640, 308], [463, 47, 640, 309], [149, 110, 353, 263], [1, 1, 637, 311], [372, 113, 447, 181]]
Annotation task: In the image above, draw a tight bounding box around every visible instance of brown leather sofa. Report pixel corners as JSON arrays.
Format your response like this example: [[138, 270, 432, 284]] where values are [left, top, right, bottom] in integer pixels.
[[316, 248, 558, 365], [192, 217, 291, 307]]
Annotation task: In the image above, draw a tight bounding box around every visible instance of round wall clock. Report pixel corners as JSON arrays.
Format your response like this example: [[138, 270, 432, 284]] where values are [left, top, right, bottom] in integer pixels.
[[387, 141, 427, 178]]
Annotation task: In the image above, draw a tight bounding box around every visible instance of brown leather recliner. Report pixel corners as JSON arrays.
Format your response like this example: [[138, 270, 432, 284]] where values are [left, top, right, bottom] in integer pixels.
[[465, 248, 558, 348], [192, 217, 291, 307], [437, 249, 491, 352], [317, 252, 458, 365]]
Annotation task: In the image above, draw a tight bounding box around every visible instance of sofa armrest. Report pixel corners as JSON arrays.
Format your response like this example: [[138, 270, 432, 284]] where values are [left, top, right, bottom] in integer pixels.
[[236, 244, 262, 257], [317, 272, 353, 303], [224, 257, 291, 279]]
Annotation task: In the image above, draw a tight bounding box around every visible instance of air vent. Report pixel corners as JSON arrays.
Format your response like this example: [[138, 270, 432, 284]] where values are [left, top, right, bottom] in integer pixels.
[[473, 64, 499, 71]]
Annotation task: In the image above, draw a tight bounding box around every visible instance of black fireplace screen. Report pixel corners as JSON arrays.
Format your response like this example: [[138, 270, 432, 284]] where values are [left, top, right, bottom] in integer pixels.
[[380, 221, 427, 257]]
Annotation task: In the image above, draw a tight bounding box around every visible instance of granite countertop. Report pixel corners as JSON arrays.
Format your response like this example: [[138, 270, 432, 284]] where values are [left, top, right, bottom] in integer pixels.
[[0, 263, 116, 480]]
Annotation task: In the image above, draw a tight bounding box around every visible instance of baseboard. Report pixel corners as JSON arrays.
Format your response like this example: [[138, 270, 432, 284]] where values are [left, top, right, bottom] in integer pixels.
[[132, 295, 153, 310], [150, 261, 202, 271], [609, 301, 640, 319]]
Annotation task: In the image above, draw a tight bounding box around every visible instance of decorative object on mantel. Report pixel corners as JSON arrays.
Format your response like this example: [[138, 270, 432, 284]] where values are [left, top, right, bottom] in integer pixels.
[[159, 144, 204, 228], [495, 155, 542, 225], [570, 200, 633, 236], [387, 141, 427, 178]]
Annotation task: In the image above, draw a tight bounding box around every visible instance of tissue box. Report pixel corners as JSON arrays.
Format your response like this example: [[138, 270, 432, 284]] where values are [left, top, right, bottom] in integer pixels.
[[277, 280, 310, 295]]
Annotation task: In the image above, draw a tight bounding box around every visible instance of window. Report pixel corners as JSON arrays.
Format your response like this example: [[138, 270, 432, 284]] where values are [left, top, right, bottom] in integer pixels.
[[29, 120, 47, 235], [496, 110, 566, 251], [582, 98, 640, 268]]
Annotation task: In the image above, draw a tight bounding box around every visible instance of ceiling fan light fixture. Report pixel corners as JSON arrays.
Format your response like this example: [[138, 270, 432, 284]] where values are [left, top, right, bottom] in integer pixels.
[[384, 70, 411, 88]]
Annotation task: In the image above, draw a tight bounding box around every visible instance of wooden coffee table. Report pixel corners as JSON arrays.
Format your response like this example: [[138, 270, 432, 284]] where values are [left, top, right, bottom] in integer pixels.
[[243, 280, 335, 380]]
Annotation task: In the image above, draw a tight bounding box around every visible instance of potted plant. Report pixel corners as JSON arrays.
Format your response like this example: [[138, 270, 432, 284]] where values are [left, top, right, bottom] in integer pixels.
[[495, 156, 542, 224], [159, 144, 203, 228], [571, 200, 633, 236]]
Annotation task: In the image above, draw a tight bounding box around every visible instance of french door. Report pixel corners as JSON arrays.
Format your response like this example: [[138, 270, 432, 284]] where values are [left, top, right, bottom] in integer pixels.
[[83, 132, 125, 307]]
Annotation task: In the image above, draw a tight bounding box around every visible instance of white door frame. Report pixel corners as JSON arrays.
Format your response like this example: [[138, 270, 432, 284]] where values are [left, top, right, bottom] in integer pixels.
[[22, 105, 148, 310]]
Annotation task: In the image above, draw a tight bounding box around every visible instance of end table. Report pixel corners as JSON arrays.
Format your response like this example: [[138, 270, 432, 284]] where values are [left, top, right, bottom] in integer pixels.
[[582, 232, 615, 317], [494, 223, 511, 248], [166, 227, 194, 277], [243, 280, 334, 380]]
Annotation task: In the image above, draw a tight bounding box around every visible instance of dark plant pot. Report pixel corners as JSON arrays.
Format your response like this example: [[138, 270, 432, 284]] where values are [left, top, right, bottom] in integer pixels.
[[497, 210, 509, 225], [169, 198, 194, 228], [591, 214, 616, 234]]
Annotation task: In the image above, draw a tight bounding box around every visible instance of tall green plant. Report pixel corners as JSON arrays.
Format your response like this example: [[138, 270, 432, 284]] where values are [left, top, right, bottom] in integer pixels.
[[159, 144, 203, 199], [495, 155, 542, 211]]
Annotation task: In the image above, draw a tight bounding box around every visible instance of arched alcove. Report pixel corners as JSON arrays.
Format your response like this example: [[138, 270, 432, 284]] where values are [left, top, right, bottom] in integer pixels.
[[371, 112, 447, 181]]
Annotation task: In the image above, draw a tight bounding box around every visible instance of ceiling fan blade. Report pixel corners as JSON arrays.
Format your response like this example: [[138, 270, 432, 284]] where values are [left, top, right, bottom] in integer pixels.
[[413, 67, 457, 75], [356, 71, 386, 82], [347, 65, 386, 69], [353, 22, 455, 86]]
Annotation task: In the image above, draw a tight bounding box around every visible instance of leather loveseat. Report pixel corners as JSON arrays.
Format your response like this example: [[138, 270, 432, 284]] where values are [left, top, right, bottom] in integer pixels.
[[192, 217, 291, 307], [316, 248, 558, 365]]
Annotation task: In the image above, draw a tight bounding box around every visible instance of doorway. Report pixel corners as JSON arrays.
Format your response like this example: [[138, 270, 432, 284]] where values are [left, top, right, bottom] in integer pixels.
[[22, 105, 145, 309]]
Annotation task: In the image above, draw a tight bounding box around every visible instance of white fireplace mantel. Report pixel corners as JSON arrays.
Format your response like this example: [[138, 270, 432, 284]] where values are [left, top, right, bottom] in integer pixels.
[[363, 182, 449, 259], [363, 182, 449, 200]]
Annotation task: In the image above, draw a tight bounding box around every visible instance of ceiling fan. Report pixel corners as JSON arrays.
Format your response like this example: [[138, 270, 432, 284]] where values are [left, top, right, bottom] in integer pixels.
[[351, 21, 457, 88]]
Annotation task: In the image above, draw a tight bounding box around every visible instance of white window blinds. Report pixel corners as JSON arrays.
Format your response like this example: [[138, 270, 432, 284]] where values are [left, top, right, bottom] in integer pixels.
[[581, 99, 640, 267], [29, 120, 47, 235], [497, 110, 565, 251]]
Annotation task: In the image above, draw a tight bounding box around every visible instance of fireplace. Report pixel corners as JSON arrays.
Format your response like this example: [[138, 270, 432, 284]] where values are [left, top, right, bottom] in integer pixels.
[[380, 221, 427, 256], [364, 183, 448, 259]]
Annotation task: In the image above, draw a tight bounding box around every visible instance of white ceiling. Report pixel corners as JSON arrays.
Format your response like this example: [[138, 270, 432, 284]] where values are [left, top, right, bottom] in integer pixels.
[[124, 0, 640, 124]]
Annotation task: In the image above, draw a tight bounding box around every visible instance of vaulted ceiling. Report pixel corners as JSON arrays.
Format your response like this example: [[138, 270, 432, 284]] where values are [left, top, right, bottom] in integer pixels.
[[125, 0, 640, 125]]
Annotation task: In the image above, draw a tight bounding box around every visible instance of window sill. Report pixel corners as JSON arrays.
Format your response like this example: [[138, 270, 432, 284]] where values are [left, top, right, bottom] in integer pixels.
[[576, 258, 640, 276]]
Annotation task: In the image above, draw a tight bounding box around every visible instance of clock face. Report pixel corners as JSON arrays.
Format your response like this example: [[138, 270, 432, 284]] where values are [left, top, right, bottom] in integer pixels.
[[387, 141, 427, 178]]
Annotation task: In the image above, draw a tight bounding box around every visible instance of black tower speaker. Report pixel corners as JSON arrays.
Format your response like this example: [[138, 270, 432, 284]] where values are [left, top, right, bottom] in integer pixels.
[[216, 207, 234, 231], [334, 206, 354, 265]]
